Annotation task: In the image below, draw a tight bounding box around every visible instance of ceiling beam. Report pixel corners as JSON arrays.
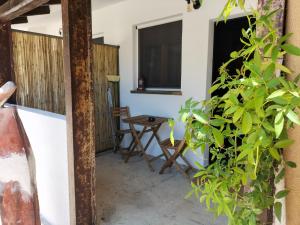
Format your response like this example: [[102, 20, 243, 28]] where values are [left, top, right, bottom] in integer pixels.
[[11, 16, 28, 24], [0, 0, 49, 24], [24, 5, 50, 16], [46, 0, 60, 5]]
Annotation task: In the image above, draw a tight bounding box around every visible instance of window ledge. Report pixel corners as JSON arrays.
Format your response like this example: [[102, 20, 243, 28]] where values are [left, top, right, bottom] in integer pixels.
[[130, 89, 182, 96]]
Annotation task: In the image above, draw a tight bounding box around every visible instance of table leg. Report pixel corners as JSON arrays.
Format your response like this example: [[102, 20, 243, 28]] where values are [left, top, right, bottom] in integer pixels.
[[125, 126, 146, 163], [128, 123, 155, 172], [143, 124, 161, 153], [152, 125, 168, 160]]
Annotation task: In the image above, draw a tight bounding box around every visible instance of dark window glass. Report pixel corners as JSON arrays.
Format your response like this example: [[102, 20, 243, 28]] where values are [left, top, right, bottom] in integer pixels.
[[93, 37, 104, 44], [139, 20, 182, 89], [212, 16, 251, 97], [210, 16, 253, 165]]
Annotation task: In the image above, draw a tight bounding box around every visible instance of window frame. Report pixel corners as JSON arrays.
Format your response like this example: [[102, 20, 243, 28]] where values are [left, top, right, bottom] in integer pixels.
[[134, 16, 183, 92]]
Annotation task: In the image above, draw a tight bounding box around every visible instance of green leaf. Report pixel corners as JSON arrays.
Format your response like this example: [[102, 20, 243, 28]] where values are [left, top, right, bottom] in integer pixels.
[[170, 130, 175, 146], [267, 90, 286, 99], [233, 107, 244, 123], [272, 47, 280, 61], [289, 90, 300, 98], [279, 33, 293, 44], [224, 105, 238, 115], [286, 161, 297, 168], [275, 112, 284, 138], [238, 0, 245, 9], [230, 51, 239, 58], [209, 83, 221, 94], [168, 119, 175, 128], [276, 63, 292, 74], [262, 121, 275, 132], [193, 110, 209, 124], [237, 148, 251, 162], [212, 128, 224, 147], [263, 63, 275, 80], [169, 119, 175, 146], [282, 43, 300, 56], [286, 109, 300, 125], [275, 190, 289, 199], [267, 79, 281, 88], [233, 167, 244, 174], [275, 168, 285, 184], [210, 119, 225, 127], [242, 112, 252, 134], [254, 50, 262, 67], [274, 202, 282, 221], [269, 147, 281, 161], [274, 139, 294, 148]]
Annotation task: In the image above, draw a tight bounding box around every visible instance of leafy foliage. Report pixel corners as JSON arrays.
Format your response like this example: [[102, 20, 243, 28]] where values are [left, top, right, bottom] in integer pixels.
[[175, 1, 300, 224]]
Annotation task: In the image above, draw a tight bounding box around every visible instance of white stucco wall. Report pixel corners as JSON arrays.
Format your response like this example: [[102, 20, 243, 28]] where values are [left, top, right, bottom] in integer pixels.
[[12, 0, 256, 166], [89, 0, 256, 166], [16, 106, 70, 225]]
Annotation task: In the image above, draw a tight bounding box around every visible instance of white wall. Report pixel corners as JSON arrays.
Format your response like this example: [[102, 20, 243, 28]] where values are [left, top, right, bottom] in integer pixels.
[[12, 0, 256, 166], [16, 106, 70, 225], [90, 0, 256, 166]]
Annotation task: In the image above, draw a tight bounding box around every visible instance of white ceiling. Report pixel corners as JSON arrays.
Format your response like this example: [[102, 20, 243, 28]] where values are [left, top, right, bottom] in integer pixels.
[[92, 0, 127, 10]]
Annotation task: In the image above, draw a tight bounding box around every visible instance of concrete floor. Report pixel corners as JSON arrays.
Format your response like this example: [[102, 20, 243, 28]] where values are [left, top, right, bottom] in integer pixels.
[[96, 152, 226, 225]]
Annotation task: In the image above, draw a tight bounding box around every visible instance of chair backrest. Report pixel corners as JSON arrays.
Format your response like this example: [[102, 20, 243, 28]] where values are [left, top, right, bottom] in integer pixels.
[[112, 107, 130, 119]]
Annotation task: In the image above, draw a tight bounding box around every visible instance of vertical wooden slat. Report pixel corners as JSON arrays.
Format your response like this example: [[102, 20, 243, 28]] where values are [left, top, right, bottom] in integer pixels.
[[12, 31, 65, 114], [0, 23, 14, 88], [93, 44, 119, 152], [61, 0, 96, 224], [12, 30, 119, 152]]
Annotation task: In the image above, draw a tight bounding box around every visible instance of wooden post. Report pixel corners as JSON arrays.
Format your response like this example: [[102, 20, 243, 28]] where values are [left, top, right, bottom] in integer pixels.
[[284, 1, 300, 224], [61, 0, 96, 224], [0, 23, 13, 86]]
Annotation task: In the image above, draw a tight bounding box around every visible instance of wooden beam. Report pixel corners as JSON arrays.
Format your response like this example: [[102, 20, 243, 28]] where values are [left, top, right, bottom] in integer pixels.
[[285, 1, 300, 224], [0, 23, 14, 86], [47, 0, 60, 5], [0, 0, 49, 24], [11, 16, 28, 24], [61, 0, 96, 224], [24, 5, 50, 16]]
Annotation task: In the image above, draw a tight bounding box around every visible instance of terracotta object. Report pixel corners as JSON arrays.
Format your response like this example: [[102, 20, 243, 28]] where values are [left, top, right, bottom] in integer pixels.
[[0, 82, 40, 225]]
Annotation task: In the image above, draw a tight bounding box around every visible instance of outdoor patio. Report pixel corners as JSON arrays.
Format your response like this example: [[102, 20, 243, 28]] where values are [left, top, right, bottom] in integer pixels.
[[1, 0, 300, 224], [96, 152, 226, 225]]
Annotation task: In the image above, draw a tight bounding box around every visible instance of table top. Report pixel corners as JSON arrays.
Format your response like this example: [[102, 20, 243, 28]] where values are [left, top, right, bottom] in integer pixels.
[[123, 115, 169, 126]]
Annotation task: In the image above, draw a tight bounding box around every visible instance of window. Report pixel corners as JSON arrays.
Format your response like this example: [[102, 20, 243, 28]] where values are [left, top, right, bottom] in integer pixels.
[[93, 37, 104, 44], [138, 20, 182, 89]]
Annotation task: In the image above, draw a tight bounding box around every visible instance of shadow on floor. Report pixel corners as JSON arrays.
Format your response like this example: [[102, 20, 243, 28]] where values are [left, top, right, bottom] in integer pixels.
[[96, 151, 226, 225]]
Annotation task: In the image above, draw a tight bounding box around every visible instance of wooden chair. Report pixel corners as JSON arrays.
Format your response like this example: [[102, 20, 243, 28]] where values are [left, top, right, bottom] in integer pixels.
[[110, 107, 137, 154], [159, 139, 194, 179]]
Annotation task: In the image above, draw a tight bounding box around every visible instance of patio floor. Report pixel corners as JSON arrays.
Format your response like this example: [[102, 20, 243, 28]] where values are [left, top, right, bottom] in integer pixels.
[[96, 152, 226, 225]]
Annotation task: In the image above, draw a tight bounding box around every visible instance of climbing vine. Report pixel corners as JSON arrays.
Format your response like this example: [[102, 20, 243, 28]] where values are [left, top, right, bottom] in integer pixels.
[[174, 0, 300, 224]]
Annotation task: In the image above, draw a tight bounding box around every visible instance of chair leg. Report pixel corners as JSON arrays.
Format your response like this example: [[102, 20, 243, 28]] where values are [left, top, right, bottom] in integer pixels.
[[124, 127, 146, 163], [114, 134, 124, 153], [159, 148, 172, 174], [179, 153, 194, 171], [127, 137, 135, 151]]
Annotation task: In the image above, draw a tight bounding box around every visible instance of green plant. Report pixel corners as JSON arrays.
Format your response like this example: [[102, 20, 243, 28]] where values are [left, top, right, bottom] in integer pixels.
[[174, 1, 300, 224]]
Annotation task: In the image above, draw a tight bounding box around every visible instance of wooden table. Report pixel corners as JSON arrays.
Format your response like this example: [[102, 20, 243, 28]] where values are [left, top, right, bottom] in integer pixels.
[[123, 115, 169, 171]]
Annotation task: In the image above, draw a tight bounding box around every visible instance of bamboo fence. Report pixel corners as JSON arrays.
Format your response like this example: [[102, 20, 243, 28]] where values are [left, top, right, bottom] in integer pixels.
[[12, 30, 119, 152]]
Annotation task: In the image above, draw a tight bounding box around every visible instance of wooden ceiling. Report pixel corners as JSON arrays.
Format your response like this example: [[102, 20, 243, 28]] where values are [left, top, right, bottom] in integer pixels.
[[0, 0, 60, 25]]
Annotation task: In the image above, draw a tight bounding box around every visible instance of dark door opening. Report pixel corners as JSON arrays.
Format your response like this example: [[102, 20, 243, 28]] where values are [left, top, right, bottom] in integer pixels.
[[210, 16, 251, 164]]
